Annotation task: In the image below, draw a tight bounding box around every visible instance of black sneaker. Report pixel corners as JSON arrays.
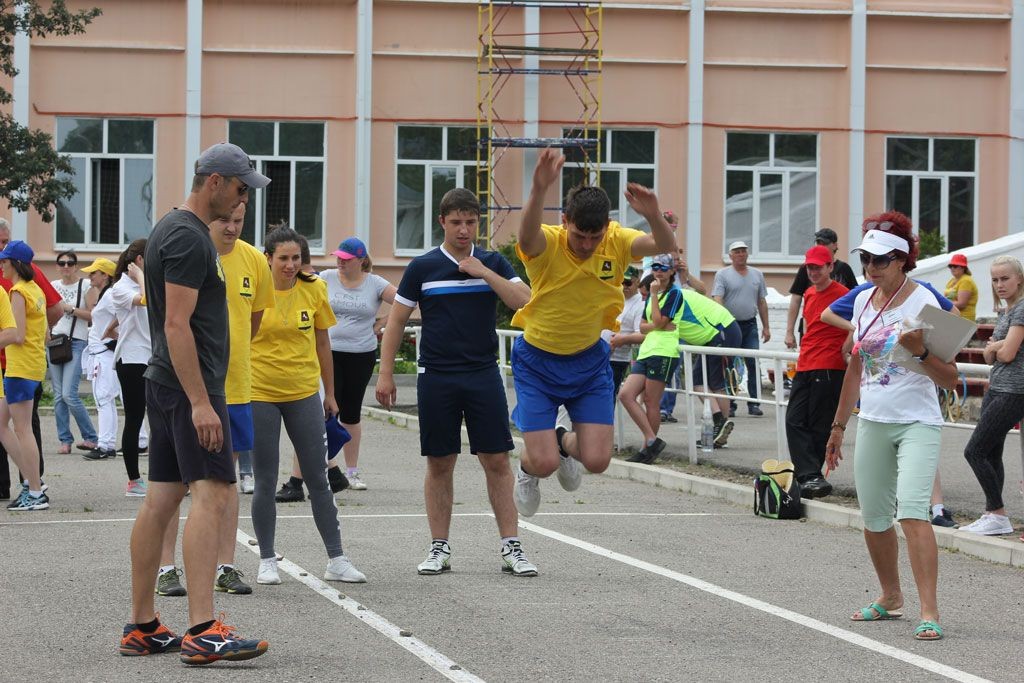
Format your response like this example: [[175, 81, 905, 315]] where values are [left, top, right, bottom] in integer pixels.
[[713, 418, 734, 447], [275, 481, 305, 503], [932, 509, 957, 528], [215, 567, 253, 594], [800, 476, 833, 499], [748, 406, 764, 417], [626, 449, 654, 464], [327, 466, 349, 493], [83, 447, 116, 460]]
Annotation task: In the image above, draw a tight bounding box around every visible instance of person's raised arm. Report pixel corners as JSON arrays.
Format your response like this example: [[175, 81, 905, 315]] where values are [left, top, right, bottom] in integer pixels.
[[785, 294, 801, 349], [626, 184, 676, 258], [164, 282, 222, 452], [374, 302, 416, 410], [519, 148, 564, 258]]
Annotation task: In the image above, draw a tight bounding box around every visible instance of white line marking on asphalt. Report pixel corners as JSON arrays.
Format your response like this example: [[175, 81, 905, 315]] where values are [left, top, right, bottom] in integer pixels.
[[0, 511, 744, 526], [235, 529, 483, 683], [518, 519, 991, 683]]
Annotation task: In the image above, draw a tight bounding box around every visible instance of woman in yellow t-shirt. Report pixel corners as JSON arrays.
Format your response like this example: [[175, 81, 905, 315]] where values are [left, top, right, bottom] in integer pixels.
[[249, 227, 366, 586], [945, 253, 978, 321], [1, 241, 49, 510]]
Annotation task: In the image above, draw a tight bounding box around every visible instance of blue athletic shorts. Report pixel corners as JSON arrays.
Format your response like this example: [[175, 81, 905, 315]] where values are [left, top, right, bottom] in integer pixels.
[[3, 377, 40, 405], [416, 365, 514, 456], [511, 336, 614, 432], [227, 403, 254, 452]]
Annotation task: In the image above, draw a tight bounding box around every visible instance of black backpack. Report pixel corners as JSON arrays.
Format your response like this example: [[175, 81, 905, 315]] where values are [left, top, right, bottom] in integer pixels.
[[754, 467, 803, 520]]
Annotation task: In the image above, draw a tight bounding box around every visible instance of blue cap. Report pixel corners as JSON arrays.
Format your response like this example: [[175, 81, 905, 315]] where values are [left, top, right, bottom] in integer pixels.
[[326, 417, 352, 459], [0, 240, 34, 264], [333, 237, 368, 260]]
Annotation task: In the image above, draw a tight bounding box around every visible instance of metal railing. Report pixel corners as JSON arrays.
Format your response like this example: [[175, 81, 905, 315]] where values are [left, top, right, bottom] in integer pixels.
[[397, 325, 1000, 465]]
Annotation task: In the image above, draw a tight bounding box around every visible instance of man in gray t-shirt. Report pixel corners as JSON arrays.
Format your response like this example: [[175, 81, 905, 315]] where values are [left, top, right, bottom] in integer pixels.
[[711, 241, 770, 415]]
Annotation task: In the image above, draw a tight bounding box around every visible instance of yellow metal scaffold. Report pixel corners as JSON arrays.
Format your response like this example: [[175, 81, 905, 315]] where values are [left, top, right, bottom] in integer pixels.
[[476, 0, 603, 247]]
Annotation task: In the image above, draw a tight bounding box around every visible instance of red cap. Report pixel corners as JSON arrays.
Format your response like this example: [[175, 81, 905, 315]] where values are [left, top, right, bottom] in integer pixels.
[[804, 245, 833, 266], [949, 253, 968, 267]]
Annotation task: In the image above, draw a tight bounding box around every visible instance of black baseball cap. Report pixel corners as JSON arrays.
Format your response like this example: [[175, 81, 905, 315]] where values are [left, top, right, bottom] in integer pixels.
[[814, 228, 838, 245]]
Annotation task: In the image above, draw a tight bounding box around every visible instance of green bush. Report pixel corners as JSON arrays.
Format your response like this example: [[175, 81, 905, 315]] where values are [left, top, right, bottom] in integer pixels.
[[918, 229, 946, 260], [496, 240, 529, 329]]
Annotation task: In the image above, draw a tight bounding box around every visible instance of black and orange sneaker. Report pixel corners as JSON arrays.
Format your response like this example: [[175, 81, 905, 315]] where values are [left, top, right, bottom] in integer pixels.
[[180, 617, 268, 666], [119, 619, 182, 656]]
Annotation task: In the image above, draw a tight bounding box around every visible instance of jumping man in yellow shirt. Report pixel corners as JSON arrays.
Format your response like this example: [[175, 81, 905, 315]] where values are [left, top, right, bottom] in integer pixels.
[[511, 148, 677, 516]]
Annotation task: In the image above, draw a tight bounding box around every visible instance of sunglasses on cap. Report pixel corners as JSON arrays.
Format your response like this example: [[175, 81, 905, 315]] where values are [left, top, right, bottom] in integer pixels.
[[859, 252, 898, 268], [863, 220, 895, 232], [651, 264, 672, 272]]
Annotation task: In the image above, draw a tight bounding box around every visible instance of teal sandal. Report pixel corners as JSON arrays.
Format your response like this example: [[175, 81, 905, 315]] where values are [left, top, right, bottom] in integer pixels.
[[914, 620, 943, 641], [851, 602, 904, 621]]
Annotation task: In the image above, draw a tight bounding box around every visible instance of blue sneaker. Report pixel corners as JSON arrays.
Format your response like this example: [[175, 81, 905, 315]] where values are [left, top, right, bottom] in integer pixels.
[[180, 617, 268, 665], [7, 490, 49, 510], [119, 620, 183, 656]]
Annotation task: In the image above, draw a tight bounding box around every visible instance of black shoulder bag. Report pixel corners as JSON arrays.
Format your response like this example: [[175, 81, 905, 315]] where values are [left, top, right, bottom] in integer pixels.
[[47, 279, 82, 365]]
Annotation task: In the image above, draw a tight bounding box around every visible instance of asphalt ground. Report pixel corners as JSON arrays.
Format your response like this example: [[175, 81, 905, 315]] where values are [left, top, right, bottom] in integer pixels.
[[2, 402, 1023, 682]]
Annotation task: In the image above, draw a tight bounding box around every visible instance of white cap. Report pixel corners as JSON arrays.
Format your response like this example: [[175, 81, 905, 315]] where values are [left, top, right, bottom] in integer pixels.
[[727, 241, 749, 252], [852, 229, 909, 256]]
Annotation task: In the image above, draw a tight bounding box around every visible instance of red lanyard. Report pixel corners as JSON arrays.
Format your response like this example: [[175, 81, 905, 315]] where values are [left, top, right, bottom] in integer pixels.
[[856, 277, 908, 342]]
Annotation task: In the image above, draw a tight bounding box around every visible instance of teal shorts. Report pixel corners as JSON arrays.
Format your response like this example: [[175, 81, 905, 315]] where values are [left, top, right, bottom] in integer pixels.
[[853, 418, 941, 532]]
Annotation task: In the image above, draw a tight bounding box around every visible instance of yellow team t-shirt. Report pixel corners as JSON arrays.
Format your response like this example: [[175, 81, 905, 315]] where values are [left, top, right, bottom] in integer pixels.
[[7, 280, 47, 381], [251, 277, 336, 403], [944, 274, 978, 322], [221, 240, 275, 405], [512, 221, 644, 354], [0, 292, 15, 397]]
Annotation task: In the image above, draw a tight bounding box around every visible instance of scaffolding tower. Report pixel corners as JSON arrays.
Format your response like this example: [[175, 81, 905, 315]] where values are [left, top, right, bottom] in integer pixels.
[[476, 0, 603, 246]]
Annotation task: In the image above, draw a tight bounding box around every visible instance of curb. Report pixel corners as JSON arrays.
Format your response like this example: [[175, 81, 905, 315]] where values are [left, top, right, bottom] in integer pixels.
[[362, 405, 1024, 570]]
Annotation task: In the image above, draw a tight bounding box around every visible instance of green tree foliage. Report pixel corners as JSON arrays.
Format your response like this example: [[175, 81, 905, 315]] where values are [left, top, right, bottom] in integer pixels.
[[917, 228, 947, 260], [1, 1, 101, 222]]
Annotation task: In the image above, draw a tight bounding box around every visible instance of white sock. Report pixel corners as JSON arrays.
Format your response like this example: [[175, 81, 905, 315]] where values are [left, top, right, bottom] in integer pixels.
[[217, 564, 234, 573], [28, 489, 42, 497], [159, 564, 175, 574], [931, 504, 945, 517], [501, 536, 519, 546]]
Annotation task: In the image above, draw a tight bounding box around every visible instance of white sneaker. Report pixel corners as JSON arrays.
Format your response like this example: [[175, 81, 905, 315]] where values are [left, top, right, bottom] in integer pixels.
[[257, 558, 281, 585], [239, 474, 254, 494], [501, 540, 538, 577], [554, 408, 582, 492], [961, 513, 1013, 536], [347, 472, 368, 491], [514, 463, 541, 517], [325, 555, 367, 583], [417, 540, 452, 575]]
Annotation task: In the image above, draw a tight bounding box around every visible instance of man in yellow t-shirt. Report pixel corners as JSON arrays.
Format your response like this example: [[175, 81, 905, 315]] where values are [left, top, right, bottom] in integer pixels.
[[511, 148, 678, 516], [208, 203, 274, 595]]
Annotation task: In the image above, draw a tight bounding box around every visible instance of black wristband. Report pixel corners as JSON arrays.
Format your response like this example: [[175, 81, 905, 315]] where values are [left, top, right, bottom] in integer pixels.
[[914, 348, 930, 363]]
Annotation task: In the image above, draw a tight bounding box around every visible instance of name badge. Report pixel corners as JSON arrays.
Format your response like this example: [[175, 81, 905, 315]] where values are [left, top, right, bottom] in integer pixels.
[[881, 310, 902, 327]]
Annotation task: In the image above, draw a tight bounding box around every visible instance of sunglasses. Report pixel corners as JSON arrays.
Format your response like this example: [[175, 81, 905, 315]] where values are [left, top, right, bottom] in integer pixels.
[[56, 260, 77, 267], [863, 221, 895, 233], [651, 264, 672, 272], [859, 252, 897, 269], [622, 279, 633, 286]]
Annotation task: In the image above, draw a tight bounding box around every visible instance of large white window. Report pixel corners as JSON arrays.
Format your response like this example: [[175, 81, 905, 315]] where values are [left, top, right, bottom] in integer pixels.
[[55, 118, 155, 248], [227, 120, 326, 251], [724, 132, 818, 260], [394, 126, 480, 255], [885, 137, 976, 252], [560, 128, 656, 231]]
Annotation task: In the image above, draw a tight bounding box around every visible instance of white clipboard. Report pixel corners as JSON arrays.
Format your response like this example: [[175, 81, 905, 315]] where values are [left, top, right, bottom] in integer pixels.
[[895, 305, 978, 375]]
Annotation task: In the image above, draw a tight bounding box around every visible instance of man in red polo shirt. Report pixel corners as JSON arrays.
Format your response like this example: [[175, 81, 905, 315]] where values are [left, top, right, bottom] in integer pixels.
[[785, 245, 849, 499], [0, 219, 64, 500]]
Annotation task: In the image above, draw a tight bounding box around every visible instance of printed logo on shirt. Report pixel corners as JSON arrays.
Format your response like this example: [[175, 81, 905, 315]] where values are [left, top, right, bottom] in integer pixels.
[[239, 275, 253, 298], [297, 309, 312, 330], [596, 257, 615, 280]]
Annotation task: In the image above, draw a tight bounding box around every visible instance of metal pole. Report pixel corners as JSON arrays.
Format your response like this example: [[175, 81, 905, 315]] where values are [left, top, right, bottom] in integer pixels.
[[683, 349, 697, 464]]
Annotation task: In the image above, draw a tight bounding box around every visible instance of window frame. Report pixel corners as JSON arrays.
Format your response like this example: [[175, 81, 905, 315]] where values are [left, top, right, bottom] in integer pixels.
[[393, 125, 481, 257], [226, 120, 329, 253], [883, 136, 979, 251], [559, 128, 658, 232], [722, 131, 820, 264], [54, 117, 157, 251]]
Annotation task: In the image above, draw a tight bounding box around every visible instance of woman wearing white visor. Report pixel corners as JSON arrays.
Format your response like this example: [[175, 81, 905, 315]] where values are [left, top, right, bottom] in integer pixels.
[[824, 212, 958, 642]]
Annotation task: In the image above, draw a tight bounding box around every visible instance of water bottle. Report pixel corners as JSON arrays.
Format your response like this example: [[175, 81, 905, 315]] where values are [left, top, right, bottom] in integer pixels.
[[701, 400, 714, 453]]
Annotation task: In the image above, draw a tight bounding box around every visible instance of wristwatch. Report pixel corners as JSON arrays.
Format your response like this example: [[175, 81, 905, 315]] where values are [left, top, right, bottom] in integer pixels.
[[913, 348, 930, 363]]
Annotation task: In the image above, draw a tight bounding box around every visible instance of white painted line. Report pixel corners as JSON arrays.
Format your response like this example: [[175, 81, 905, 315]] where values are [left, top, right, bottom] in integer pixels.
[[0, 511, 745, 526], [235, 529, 483, 683], [519, 519, 992, 683]]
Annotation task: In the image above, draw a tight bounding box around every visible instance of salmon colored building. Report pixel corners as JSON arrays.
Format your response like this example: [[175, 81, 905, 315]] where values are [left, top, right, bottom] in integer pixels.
[[2, 0, 1023, 292]]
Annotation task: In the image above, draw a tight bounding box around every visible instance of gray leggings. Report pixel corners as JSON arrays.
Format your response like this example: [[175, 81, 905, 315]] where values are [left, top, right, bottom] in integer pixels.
[[251, 393, 343, 560]]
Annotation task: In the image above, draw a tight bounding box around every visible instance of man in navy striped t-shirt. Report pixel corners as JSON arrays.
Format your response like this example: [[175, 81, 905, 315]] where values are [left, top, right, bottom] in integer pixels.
[[376, 188, 539, 577]]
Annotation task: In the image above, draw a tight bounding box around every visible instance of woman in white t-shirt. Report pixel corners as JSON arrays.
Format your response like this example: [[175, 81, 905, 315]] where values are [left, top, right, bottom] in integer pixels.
[[49, 250, 97, 453], [320, 237, 396, 490], [825, 213, 958, 642]]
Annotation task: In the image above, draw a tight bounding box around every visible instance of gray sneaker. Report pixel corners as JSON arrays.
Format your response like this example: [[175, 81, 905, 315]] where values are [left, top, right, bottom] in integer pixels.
[[325, 555, 367, 583], [514, 464, 541, 517], [215, 567, 253, 594], [156, 568, 187, 597], [417, 540, 452, 575], [501, 540, 538, 577], [347, 472, 368, 491]]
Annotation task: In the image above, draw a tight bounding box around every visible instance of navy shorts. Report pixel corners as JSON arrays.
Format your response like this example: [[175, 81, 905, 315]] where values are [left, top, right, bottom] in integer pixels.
[[692, 321, 742, 391], [146, 381, 235, 485], [511, 336, 614, 432], [3, 377, 40, 404], [630, 355, 679, 384], [227, 403, 254, 452], [417, 365, 514, 457]]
